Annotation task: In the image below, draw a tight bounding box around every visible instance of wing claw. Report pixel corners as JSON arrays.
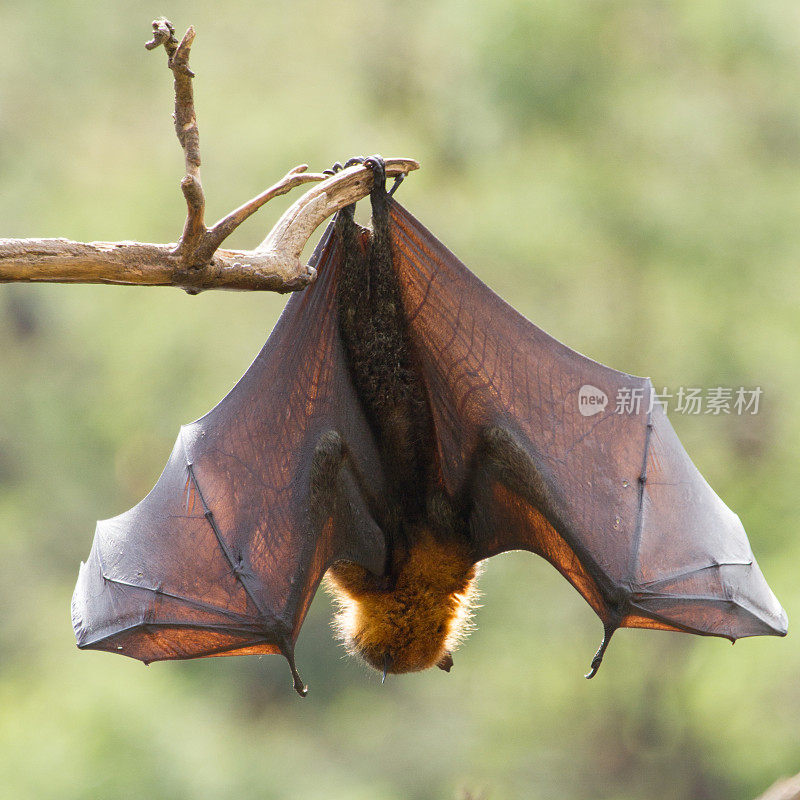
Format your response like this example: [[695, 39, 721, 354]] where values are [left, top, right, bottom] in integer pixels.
[[584, 622, 617, 679]]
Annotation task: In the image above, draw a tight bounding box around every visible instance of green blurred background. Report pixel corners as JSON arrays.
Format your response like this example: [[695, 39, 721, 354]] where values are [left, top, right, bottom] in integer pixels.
[[1, 2, 799, 798]]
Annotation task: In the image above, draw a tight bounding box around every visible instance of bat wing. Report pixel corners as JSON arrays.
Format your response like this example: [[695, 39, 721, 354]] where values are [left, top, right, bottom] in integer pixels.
[[72, 221, 387, 693], [389, 200, 787, 663]]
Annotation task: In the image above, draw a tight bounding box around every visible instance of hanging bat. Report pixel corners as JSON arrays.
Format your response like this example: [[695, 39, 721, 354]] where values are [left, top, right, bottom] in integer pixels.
[[72, 156, 787, 695]]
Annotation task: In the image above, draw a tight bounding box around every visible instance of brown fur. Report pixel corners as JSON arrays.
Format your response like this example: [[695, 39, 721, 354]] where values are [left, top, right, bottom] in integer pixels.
[[325, 529, 480, 674]]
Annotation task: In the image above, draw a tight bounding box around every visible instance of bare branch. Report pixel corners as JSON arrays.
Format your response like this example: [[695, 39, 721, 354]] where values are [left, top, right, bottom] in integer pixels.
[[256, 159, 419, 275], [0, 159, 419, 293], [0, 239, 303, 293], [0, 18, 419, 293]]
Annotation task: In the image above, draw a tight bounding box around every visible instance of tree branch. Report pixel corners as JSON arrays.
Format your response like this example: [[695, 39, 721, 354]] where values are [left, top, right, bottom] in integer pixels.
[[0, 159, 418, 292], [0, 19, 419, 293]]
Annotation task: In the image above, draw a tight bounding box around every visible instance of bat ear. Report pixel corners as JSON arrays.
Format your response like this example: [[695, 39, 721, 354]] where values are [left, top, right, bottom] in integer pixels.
[[436, 652, 454, 672]]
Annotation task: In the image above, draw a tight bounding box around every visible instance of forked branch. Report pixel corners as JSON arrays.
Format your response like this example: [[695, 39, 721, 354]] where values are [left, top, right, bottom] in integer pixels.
[[0, 19, 419, 294]]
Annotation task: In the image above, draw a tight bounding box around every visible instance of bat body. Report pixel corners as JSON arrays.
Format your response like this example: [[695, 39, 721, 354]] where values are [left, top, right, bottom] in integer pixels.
[[326, 182, 480, 676], [73, 158, 787, 695]]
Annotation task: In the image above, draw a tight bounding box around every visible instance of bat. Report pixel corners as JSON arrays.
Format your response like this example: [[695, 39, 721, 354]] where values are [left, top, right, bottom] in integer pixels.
[[72, 156, 787, 695]]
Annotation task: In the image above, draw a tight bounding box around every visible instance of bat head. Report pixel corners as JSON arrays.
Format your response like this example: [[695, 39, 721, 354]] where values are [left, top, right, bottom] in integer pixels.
[[326, 530, 480, 674]]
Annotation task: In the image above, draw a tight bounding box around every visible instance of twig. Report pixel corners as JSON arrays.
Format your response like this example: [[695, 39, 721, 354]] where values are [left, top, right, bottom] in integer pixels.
[[147, 20, 205, 256], [0, 19, 418, 293], [143, 18, 326, 269]]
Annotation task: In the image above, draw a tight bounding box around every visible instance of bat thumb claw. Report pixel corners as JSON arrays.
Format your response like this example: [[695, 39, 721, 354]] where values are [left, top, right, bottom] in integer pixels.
[[289, 661, 307, 696], [291, 666, 308, 696], [279, 639, 308, 697], [584, 622, 617, 679], [584, 660, 602, 680]]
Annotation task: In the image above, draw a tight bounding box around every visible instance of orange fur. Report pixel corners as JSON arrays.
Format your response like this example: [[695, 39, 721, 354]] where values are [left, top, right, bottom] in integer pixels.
[[325, 529, 480, 674]]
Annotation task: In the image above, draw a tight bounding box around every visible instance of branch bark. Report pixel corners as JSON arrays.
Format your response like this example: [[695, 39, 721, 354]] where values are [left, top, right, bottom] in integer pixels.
[[0, 159, 418, 292], [0, 19, 419, 294]]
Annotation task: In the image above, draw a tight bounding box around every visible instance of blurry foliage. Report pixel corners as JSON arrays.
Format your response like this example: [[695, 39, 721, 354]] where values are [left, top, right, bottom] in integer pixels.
[[1, 1, 799, 798]]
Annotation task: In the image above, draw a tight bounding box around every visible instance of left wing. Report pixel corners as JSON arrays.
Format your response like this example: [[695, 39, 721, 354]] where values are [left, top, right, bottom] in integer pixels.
[[388, 199, 787, 668]]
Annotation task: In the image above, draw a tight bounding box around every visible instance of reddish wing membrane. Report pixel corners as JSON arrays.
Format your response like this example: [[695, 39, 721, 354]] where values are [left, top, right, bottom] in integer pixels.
[[72, 222, 387, 693], [388, 200, 787, 649]]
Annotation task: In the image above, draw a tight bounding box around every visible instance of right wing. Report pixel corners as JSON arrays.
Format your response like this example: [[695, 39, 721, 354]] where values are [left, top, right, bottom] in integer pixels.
[[388, 200, 787, 663], [72, 220, 387, 694]]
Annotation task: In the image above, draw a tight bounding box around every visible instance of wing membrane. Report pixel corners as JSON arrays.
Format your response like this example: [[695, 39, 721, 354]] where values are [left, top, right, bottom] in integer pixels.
[[389, 200, 786, 641], [73, 221, 387, 686]]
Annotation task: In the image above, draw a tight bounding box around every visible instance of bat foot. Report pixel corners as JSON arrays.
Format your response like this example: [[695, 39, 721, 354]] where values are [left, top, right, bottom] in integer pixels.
[[363, 154, 404, 196], [324, 155, 404, 197], [364, 154, 387, 202], [324, 158, 368, 220], [323, 156, 365, 176]]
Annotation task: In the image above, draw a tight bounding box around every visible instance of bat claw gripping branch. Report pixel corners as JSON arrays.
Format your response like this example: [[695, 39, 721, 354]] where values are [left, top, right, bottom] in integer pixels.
[[361, 153, 405, 198], [323, 157, 366, 176], [364, 155, 388, 209], [325, 154, 404, 203]]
